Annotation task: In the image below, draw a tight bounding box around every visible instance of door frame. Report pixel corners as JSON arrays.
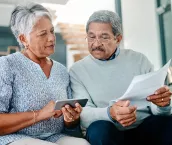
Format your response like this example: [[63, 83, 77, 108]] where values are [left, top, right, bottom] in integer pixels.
[[115, 0, 122, 22], [156, 0, 168, 65]]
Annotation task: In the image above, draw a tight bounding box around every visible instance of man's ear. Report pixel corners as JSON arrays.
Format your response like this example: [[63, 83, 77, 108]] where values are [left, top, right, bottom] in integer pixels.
[[19, 34, 28, 48], [116, 35, 122, 44]]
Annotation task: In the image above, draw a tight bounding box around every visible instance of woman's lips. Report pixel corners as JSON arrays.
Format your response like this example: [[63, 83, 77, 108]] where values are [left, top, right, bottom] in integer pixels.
[[46, 45, 55, 49]]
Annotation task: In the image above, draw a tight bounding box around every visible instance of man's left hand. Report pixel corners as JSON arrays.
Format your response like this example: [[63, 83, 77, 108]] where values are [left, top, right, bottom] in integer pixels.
[[62, 103, 82, 122], [147, 86, 172, 107]]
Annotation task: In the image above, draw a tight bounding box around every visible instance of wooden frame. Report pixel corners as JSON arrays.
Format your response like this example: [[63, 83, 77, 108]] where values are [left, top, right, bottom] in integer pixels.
[[0, 46, 19, 56]]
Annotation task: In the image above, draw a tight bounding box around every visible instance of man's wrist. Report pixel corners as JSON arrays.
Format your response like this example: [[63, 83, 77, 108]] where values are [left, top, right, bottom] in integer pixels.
[[107, 106, 117, 123], [64, 117, 80, 129]]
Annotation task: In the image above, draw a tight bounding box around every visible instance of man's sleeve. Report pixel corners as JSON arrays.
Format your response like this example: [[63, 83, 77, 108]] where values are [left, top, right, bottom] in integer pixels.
[[69, 68, 111, 129], [140, 54, 171, 115]]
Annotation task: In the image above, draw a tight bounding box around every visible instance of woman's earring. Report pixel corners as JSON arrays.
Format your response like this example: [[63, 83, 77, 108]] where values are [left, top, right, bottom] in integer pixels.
[[25, 44, 29, 49]]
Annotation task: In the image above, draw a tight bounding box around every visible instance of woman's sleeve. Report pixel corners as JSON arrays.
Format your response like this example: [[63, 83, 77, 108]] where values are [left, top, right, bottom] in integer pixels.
[[0, 57, 13, 113]]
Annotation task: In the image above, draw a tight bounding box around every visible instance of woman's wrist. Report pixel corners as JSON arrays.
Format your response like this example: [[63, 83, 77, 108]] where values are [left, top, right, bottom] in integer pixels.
[[31, 110, 42, 124]]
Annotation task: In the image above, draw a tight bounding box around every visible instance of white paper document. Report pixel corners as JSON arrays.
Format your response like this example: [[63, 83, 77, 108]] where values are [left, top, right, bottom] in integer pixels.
[[110, 60, 171, 109]]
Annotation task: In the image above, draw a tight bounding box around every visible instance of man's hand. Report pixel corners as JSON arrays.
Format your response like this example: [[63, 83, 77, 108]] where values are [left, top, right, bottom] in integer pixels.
[[147, 86, 172, 107], [110, 100, 137, 127], [62, 103, 82, 128], [62, 103, 82, 122]]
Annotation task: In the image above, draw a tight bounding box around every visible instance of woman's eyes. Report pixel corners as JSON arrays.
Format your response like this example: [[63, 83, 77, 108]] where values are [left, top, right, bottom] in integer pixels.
[[39, 33, 46, 36], [39, 31, 54, 36], [51, 30, 54, 34]]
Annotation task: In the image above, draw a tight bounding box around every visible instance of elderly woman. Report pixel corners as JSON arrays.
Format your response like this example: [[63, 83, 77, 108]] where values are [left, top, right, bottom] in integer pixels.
[[0, 3, 89, 145]]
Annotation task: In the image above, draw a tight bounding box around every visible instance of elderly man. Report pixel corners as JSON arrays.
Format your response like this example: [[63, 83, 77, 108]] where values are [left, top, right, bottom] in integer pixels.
[[69, 10, 172, 145]]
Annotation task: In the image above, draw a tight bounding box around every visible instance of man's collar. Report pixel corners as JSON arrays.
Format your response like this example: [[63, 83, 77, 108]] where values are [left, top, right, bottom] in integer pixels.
[[99, 47, 120, 61]]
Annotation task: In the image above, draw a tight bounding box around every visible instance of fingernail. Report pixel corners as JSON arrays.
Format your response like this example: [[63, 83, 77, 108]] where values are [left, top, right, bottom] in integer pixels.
[[165, 86, 169, 90], [75, 103, 79, 106], [147, 97, 150, 100], [154, 92, 158, 95], [65, 105, 69, 108], [125, 100, 130, 106]]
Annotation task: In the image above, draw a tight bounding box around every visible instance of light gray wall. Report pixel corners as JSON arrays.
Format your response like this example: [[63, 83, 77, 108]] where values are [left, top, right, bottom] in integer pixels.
[[121, 0, 162, 70]]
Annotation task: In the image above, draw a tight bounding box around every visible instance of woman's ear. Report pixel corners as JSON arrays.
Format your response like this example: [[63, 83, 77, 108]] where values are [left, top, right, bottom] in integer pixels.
[[19, 34, 29, 48]]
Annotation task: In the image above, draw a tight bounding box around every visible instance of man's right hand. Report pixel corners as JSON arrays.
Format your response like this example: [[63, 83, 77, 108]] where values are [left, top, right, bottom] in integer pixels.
[[110, 100, 137, 127]]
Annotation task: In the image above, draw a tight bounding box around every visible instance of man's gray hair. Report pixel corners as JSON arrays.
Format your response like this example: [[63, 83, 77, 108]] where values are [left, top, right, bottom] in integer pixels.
[[10, 3, 52, 48], [86, 10, 122, 36]]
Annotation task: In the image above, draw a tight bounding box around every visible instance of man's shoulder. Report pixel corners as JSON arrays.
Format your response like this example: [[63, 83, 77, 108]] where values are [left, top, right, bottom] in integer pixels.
[[120, 49, 153, 71], [120, 49, 145, 57], [70, 55, 91, 70], [120, 49, 149, 62]]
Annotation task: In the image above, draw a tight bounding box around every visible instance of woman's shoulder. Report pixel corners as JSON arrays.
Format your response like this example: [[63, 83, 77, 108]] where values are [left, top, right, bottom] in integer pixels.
[[0, 53, 21, 80], [51, 60, 69, 82], [52, 60, 69, 77], [52, 60, 68, 72], [0, 52, 21, 66]]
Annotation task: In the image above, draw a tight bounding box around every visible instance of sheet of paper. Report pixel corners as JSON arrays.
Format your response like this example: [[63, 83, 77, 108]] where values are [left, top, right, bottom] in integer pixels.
[[110, 59, 171, 109]]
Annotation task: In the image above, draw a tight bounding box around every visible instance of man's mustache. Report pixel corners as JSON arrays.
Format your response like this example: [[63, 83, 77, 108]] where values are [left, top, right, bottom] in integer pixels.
[[91, 47, 105, 51]]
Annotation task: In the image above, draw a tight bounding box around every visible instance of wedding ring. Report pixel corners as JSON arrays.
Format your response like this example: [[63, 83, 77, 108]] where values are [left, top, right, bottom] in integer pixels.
[[161, 98, 164, 102]]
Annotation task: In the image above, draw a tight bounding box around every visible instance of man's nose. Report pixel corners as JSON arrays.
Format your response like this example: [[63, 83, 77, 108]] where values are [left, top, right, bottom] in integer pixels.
[[92, 39, 102, 47]]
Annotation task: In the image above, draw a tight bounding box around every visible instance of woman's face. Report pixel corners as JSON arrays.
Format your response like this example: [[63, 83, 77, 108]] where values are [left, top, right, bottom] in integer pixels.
[[26, 16, 56, 58]]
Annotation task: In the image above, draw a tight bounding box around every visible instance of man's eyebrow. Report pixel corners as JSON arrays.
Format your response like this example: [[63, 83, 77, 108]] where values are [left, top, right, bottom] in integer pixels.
[[88, 32, 95, 35], [101, 33, 110, 36]]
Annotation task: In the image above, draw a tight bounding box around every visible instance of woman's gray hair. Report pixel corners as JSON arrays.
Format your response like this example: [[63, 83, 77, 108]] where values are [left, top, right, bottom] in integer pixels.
[[10, 3, 52, 48], [86, 10, 122, 36]]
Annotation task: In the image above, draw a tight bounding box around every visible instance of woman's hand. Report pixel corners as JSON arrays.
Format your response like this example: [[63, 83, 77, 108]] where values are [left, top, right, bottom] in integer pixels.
[[38, 101, 62, 121], [61, 103, 82, 128]]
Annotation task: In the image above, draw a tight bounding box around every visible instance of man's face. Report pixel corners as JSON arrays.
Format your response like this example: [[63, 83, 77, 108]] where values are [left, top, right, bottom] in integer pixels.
[[87, 22, 122, 60]]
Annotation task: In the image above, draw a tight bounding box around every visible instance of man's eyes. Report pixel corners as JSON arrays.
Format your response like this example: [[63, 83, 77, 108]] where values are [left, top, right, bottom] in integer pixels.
[[88, 36, 109, 39], [102, 36, 109, 39], [100, 35, 111, 40], [88, 35, 95, 38]]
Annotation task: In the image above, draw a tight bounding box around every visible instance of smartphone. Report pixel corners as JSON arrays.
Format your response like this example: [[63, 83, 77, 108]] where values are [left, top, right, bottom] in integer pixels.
[[55, 98, 88, 110]]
